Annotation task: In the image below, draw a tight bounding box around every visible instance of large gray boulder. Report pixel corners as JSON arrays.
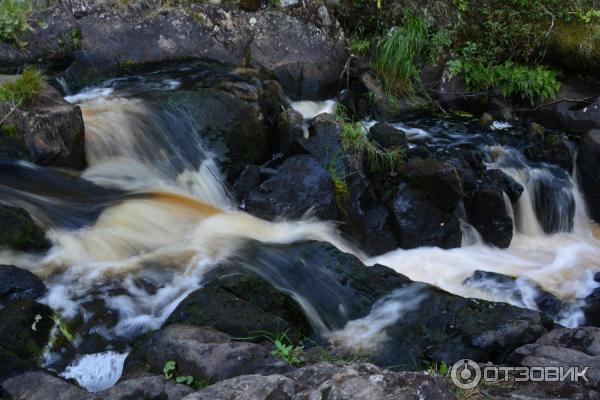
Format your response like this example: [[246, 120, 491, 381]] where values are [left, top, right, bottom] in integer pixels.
[[55, 5, 347, 98], [123, 324, 292, 383]]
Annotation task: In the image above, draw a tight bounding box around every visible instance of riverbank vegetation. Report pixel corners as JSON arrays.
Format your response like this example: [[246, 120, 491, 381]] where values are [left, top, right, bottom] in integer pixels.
[[339, 0, 600, 106]]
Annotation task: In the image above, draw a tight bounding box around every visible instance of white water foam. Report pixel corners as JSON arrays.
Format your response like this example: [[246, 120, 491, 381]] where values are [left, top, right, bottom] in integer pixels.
[[61, 351, 128, 392]]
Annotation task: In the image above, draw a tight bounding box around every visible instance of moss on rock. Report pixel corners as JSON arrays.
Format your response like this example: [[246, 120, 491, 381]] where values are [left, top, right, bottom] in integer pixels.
[[550, 21, 600, 73]]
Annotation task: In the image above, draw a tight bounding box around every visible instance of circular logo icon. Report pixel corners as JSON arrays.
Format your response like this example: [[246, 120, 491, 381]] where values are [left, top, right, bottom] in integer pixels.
[[450, 359, 481, 390]]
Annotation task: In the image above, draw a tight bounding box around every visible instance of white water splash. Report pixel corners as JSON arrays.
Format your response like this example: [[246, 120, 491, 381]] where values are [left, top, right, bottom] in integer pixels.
[[61, 351, 128, 392], [290, 99, 336, 120]]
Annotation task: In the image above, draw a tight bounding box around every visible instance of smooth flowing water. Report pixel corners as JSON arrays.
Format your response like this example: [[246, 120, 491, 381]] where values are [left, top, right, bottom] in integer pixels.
[[0, 72, 599, 390]]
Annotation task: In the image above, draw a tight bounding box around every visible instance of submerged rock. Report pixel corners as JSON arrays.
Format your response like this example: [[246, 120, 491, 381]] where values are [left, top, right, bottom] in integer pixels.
[[123, 325, 291, 384], [0, 83, 86, 169], [0, 265, 46, 305], [368, 123, 407, 149]]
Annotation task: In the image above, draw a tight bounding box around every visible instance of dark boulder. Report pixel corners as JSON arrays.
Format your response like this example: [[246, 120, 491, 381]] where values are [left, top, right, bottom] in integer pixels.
[[400, 158, 464, 213], [0, 206, 50, 252], [123, 324, 292, 383], [465, 180, 513, 248], [389, 184, 462, 249], [368, 123, 407, 149], [277, 108, 304, 154], [166, 265, 311, 341], [233, 164, 262, 204], [60, 5, 347, 99], [525, 131, 575, 172], [578, 130, 600, 222], [248, 9, 347, 99], [585, 287, 600, 327], [486, 168, 523, 205], [0, 83, 86, 169], [0, 300, 54, 362], [167, 88, 270, 179], [523, 83, 600, 134], [1, 370, 90, 400], [245, 155, 337, 220], [0, 265, 46, 305], [435, 68, 489, 114]]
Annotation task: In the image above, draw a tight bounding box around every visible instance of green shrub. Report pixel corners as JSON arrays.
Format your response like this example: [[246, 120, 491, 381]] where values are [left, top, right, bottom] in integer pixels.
[[0, 66, 44, 107], [372, 13, 428, 96], [0, 0, 29, 43], [449, 55, 560, 104]]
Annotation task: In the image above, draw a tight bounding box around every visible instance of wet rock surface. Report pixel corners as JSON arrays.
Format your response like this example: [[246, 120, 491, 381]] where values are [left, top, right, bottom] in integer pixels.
[[0, 206, 50, 252], [0, 265, 46, 305], [578, 129, 600, 223], [0, 83, 86, 169]]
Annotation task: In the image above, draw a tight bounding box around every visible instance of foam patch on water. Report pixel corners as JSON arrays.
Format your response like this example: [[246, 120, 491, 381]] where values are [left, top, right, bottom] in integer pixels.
[[60, 351, 128, 392], [291, 99, 336, 119], [65, 88, 114, 103]]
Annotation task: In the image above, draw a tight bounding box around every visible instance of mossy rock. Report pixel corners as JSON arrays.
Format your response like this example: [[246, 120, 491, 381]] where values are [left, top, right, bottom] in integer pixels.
[[0, 206, 50, 252], [0, 300, 54, 361], [549, 21, 600, 74]]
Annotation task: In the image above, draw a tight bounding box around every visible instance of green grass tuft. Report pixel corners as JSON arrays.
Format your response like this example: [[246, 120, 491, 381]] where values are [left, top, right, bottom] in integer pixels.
[[372, 13, 428, 96], [0, 66, 44, 108]]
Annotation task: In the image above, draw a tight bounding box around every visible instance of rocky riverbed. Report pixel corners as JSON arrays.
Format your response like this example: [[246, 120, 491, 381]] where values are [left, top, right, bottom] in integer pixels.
[[1, 1, 600, 399]]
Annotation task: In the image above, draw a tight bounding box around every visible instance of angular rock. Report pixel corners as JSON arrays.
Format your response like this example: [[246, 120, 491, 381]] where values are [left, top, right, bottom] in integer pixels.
[[246, 155, 337, 220], [389, 184, 462, 249], [466, 181, 513, 248], [1, 370, 90, 400], [0, 206, 50, 252], [578, 130, 600, 222], [124, 324, 292, 383], [249, 9, 347, 99], [530, 88, 600, 135], [368, 123, 407, 149], [96, 373, 193, 400], [277, 108, 304, 153], [0, 84, 86, 169], [0, 265, 46, 305], [400, 158, 464, 213], [585, 287, 600, 327]]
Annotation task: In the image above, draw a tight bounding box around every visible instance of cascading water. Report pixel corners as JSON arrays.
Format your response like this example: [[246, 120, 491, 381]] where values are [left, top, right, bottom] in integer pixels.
[[1, 74, 599, 391]]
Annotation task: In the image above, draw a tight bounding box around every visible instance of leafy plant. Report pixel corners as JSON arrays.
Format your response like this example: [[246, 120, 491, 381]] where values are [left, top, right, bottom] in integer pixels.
[[349, 36, 370, 55], [0, 66, 44, 108], [372, 13, 428, 95], [0, 0, 29, 43], [163, 360, 210, 389], [234, 330, 304, 366]]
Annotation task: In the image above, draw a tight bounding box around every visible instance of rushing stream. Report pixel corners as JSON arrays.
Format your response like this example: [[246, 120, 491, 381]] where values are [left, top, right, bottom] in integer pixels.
[[1, 71, 599, 391]]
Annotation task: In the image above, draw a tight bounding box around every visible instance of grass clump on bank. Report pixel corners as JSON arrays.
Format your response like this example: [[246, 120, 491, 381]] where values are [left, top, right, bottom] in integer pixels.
[[0, 0, 29, 43], [0, 67, 44, 108], [372, 13, 428, 96]]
